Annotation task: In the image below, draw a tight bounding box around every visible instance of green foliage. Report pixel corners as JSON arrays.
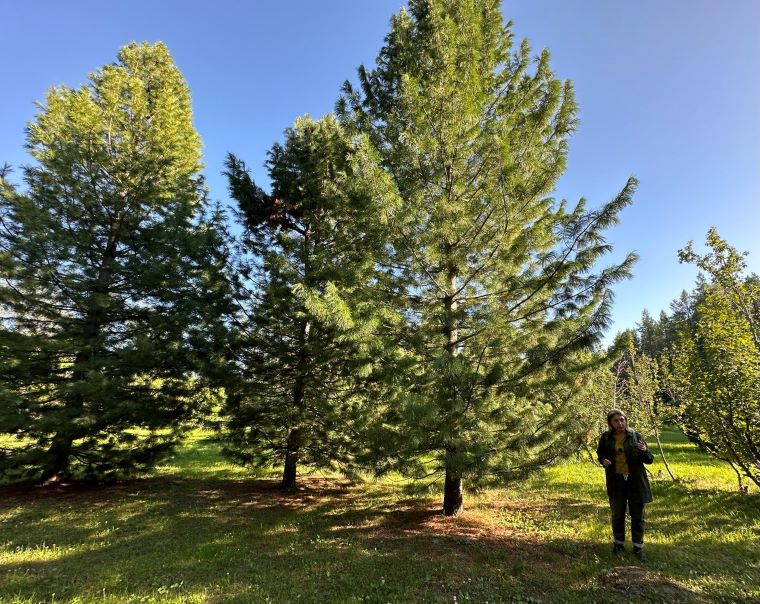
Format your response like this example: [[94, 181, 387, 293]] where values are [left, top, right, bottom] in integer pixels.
[[0, 43, 230, 482], [339, 0, 636, 511], [220, 115, 390, 485], [672, 229, 760, 489]]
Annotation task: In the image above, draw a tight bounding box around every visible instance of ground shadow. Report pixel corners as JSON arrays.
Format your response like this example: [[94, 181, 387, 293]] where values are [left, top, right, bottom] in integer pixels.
[[3, 474, 745, 603]]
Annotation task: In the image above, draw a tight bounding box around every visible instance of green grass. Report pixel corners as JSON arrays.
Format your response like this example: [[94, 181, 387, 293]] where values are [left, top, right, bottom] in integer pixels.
[[1, 430, 758, 603]]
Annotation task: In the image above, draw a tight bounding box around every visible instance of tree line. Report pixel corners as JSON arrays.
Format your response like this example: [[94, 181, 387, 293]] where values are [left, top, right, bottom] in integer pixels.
[[565, 227, 759, 492], [1, 1, 757, 514]]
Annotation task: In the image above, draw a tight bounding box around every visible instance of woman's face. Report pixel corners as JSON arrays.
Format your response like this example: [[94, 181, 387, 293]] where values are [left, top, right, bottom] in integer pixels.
[[610, 414, 627, 432]]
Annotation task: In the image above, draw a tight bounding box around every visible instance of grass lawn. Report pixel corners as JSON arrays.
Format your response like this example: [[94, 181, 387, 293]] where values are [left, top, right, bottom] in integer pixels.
[[1, 430, 758, 603]]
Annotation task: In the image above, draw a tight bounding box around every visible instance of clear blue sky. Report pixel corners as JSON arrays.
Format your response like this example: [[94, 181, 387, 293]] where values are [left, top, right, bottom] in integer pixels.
[[3, 1, 758, 340]]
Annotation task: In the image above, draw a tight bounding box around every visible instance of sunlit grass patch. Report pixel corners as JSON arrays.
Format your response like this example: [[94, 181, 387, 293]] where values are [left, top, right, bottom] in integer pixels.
[[153, 429, 280, 481], [0, 428, 757, 603]]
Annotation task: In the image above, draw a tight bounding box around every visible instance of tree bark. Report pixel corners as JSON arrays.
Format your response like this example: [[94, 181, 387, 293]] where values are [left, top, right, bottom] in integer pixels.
[[39, 433, 74, 484], [441, 267, 463, 516], [282, 317, 311, 488], [443, 465, 463, 516], [444, 268, 458, 356], [282, 427, 301, 488]]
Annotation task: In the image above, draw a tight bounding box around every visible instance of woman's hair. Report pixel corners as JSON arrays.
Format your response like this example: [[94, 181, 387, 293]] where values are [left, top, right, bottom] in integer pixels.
[[606, 408, 627, 427]]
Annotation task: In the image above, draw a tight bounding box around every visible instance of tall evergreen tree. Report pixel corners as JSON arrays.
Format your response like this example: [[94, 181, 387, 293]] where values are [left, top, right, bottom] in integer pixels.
[[637, 309, 665, 358], [0, 43, 229, 482], [221, 115, 390, 487], [339, 0, 637, 514]]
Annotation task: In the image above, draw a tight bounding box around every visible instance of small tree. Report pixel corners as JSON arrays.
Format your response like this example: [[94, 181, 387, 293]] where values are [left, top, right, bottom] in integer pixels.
[[673, 229, 760, 490], [570, 332, 673, 479], [612, 332, 675, 480], [0, 43, 229, 482]]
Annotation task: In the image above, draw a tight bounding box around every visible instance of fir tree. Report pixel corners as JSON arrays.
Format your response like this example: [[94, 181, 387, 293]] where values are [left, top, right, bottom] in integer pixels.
[[0, 43, 229, 482], [637, 309, 664, 358], [221, 115, 390, 487], [339, 0, 637, 514]]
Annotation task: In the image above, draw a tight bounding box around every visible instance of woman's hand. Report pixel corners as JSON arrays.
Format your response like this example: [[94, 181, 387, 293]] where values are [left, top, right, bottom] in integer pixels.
[[601, 458, 612, 467], [637, 441, 647, 451]]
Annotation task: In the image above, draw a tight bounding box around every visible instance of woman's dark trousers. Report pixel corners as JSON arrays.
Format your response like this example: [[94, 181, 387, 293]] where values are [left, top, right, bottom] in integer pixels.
[[610, 474, 645, 548]]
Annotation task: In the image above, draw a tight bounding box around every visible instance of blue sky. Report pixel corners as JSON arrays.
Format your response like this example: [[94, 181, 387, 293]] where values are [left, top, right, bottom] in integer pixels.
[[3, 0, 758, 340]]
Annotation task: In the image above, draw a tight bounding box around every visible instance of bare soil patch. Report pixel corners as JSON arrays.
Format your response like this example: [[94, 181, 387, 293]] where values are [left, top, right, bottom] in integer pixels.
[[599, 565, 704, 602]]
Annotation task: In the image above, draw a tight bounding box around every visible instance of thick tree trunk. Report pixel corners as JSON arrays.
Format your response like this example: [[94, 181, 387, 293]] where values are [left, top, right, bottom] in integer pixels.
[[443, 465, 463, 516], [441, 268, 463, 516], [282, 427, 301, 488], [39, 433, 74, 484]]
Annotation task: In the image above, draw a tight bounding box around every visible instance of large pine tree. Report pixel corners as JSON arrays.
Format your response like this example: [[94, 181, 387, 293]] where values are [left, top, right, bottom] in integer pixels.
[[339, 0, 637, 514], [0, 43, 229, 483], [221, 115, 390, 487]]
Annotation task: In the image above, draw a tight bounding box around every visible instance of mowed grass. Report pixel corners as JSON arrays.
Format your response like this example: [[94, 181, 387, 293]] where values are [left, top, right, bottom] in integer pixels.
[[1, 430, 758, 603]]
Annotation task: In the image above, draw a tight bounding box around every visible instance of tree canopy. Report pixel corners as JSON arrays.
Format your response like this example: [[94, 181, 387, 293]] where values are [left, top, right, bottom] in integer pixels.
[[339, 0, 637, 514], [672, 230, 760, 489], [220, 115, 391, 487], [0, 42, 229, 482]]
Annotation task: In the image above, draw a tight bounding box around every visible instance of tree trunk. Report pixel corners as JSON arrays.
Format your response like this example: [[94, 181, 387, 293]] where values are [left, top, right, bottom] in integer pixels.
[[282, 427, 300, 488], [443, 465, 463, 516], [282, 318, 311, 489], [40, 303, 108, 483], [655, 432, 676, 481], [39, 433, 74, 484], [40, 217, 121, 483], [441, 267, 463, 516]]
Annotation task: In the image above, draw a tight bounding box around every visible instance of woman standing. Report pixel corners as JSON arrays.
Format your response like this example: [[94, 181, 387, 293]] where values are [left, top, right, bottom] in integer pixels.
[[596, 408, 654, 561]]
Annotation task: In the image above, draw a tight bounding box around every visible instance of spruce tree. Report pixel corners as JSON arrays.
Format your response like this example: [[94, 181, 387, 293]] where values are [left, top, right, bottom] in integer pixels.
[[339, 0, 637, 514], [0, 43, 228, 482], [221, 115, 389, 487]]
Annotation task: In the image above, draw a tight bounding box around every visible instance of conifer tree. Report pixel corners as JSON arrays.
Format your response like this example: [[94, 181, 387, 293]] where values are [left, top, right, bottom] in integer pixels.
[[0, 43, 229, 482], [221, 115, 390, 487], [339, 0, 637, 514]]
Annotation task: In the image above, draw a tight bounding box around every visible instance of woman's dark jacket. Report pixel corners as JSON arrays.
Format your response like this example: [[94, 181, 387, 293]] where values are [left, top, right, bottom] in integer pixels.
[[596, 428, 654, 503]]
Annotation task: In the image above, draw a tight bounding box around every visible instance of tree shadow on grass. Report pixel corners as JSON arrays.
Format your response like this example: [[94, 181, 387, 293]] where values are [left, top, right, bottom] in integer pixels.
[[0, 476, 749, 603], [504, 478, 759, 600]]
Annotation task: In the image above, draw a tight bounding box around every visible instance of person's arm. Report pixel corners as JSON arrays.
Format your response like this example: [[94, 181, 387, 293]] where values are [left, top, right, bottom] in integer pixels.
[[636, 433, 654, 464], [597, 434, 612, 467]]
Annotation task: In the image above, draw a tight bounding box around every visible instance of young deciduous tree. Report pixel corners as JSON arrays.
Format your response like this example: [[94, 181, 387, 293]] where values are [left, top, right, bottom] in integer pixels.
[[673, 229, 760, 490], [339, 0, 636, 514], [220, 115, 391, 487], [0, 43, 229, 483], [609, 331, 675, 480]]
